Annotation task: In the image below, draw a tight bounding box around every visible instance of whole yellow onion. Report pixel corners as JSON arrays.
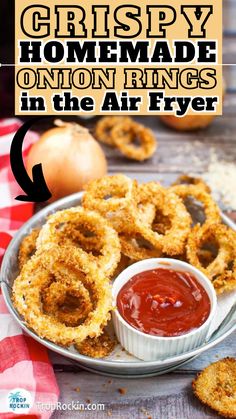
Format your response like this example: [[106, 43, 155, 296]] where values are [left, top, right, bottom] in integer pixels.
[[27, 120, 107, 202], [159, 114, 215, 132]]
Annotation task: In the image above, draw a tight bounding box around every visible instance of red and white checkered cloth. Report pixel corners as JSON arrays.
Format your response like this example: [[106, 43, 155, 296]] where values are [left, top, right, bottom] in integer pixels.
[[0, 119, 59, 418]]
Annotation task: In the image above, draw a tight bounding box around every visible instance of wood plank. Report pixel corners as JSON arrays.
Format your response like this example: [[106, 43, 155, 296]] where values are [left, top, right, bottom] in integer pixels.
[[223, 0, 236, 35], [175, 332, 236, 372], [106, 145, 236, 174], [223, 36, 236, 91], [223, 37, 236, 64], [97, 114, 236, 176], [50, 330, 235, 418], [222, 92, 236, 114], [104, 116, 236, 142], [225, 67, 236, 93], [51, 370, 222, 418]]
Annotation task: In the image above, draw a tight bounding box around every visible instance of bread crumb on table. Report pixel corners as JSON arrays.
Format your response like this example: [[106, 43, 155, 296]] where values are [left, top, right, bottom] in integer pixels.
[[118, 387, 127, 395], [203, 149, 236, 210], [140, 406, 152, 418]]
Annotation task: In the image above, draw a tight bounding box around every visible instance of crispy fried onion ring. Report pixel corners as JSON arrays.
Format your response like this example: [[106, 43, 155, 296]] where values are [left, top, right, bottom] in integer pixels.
[[82, 175, 137, 227], [133, 183, 191, 255], [37, 207, 120, 277], [18, 228, 40, 270], [119, 233, 162, 261], [95, 116, 132, 146], [172, 174, 211, 193], [130, 183, 157, 228], [111, 120, 157, 161], [170, 184, 220, 226], [83, 176, 157, 234], [75, 331, 116, 358], [82, 174, 136, 213], [13, 246, 112, 346], [193, 358, 236, 418], [112, 186, 156, 234], [42, 276, 93, 327], [186, 223, 236, 294]]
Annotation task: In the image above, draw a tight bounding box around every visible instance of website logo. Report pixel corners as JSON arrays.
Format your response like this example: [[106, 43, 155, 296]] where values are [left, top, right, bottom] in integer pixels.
[[7, 388, 33, 414]]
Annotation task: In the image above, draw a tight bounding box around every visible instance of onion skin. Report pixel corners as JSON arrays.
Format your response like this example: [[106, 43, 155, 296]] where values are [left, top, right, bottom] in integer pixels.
[[159, 115, 215, 132], [26, 122, 107, 202]]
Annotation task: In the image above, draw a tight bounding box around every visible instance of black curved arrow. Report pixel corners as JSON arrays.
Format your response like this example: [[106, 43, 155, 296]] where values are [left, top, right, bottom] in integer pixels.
[[10, 118, 52, 202]]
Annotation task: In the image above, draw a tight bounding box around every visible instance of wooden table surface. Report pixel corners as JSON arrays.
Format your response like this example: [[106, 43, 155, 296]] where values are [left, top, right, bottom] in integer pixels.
[[37, 91, 236, 419], [0, 1, 234, 417]]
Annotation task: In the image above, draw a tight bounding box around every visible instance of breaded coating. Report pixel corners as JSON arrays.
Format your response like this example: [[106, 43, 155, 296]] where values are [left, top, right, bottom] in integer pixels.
[[193, 358, 236, 418], [75, 331, 116, 358], [172, 174, 211, 193], [187, 223, 236, 294], [18, 228, 40, 270], [170, 184, 221, 226]]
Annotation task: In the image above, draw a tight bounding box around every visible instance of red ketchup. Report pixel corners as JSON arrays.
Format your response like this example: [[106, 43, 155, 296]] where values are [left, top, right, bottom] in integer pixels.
[[117, 268, 211, 337]]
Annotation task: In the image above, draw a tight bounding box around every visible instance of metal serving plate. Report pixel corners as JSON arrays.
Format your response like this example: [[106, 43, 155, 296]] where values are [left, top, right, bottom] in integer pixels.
[[1, 192, 236, 378]]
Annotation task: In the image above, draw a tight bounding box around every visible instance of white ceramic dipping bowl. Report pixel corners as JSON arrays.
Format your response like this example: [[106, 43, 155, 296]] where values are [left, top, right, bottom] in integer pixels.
[[112, 258, 217, 361]]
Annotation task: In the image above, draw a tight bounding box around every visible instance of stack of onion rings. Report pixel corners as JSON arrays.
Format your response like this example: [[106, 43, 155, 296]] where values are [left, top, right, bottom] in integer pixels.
[[14, 172, 236, 361], [95, 117, 157, 161], [14, 207, 120, 356], [82, 174, 236, 294], [13, 246, 113, 346]]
